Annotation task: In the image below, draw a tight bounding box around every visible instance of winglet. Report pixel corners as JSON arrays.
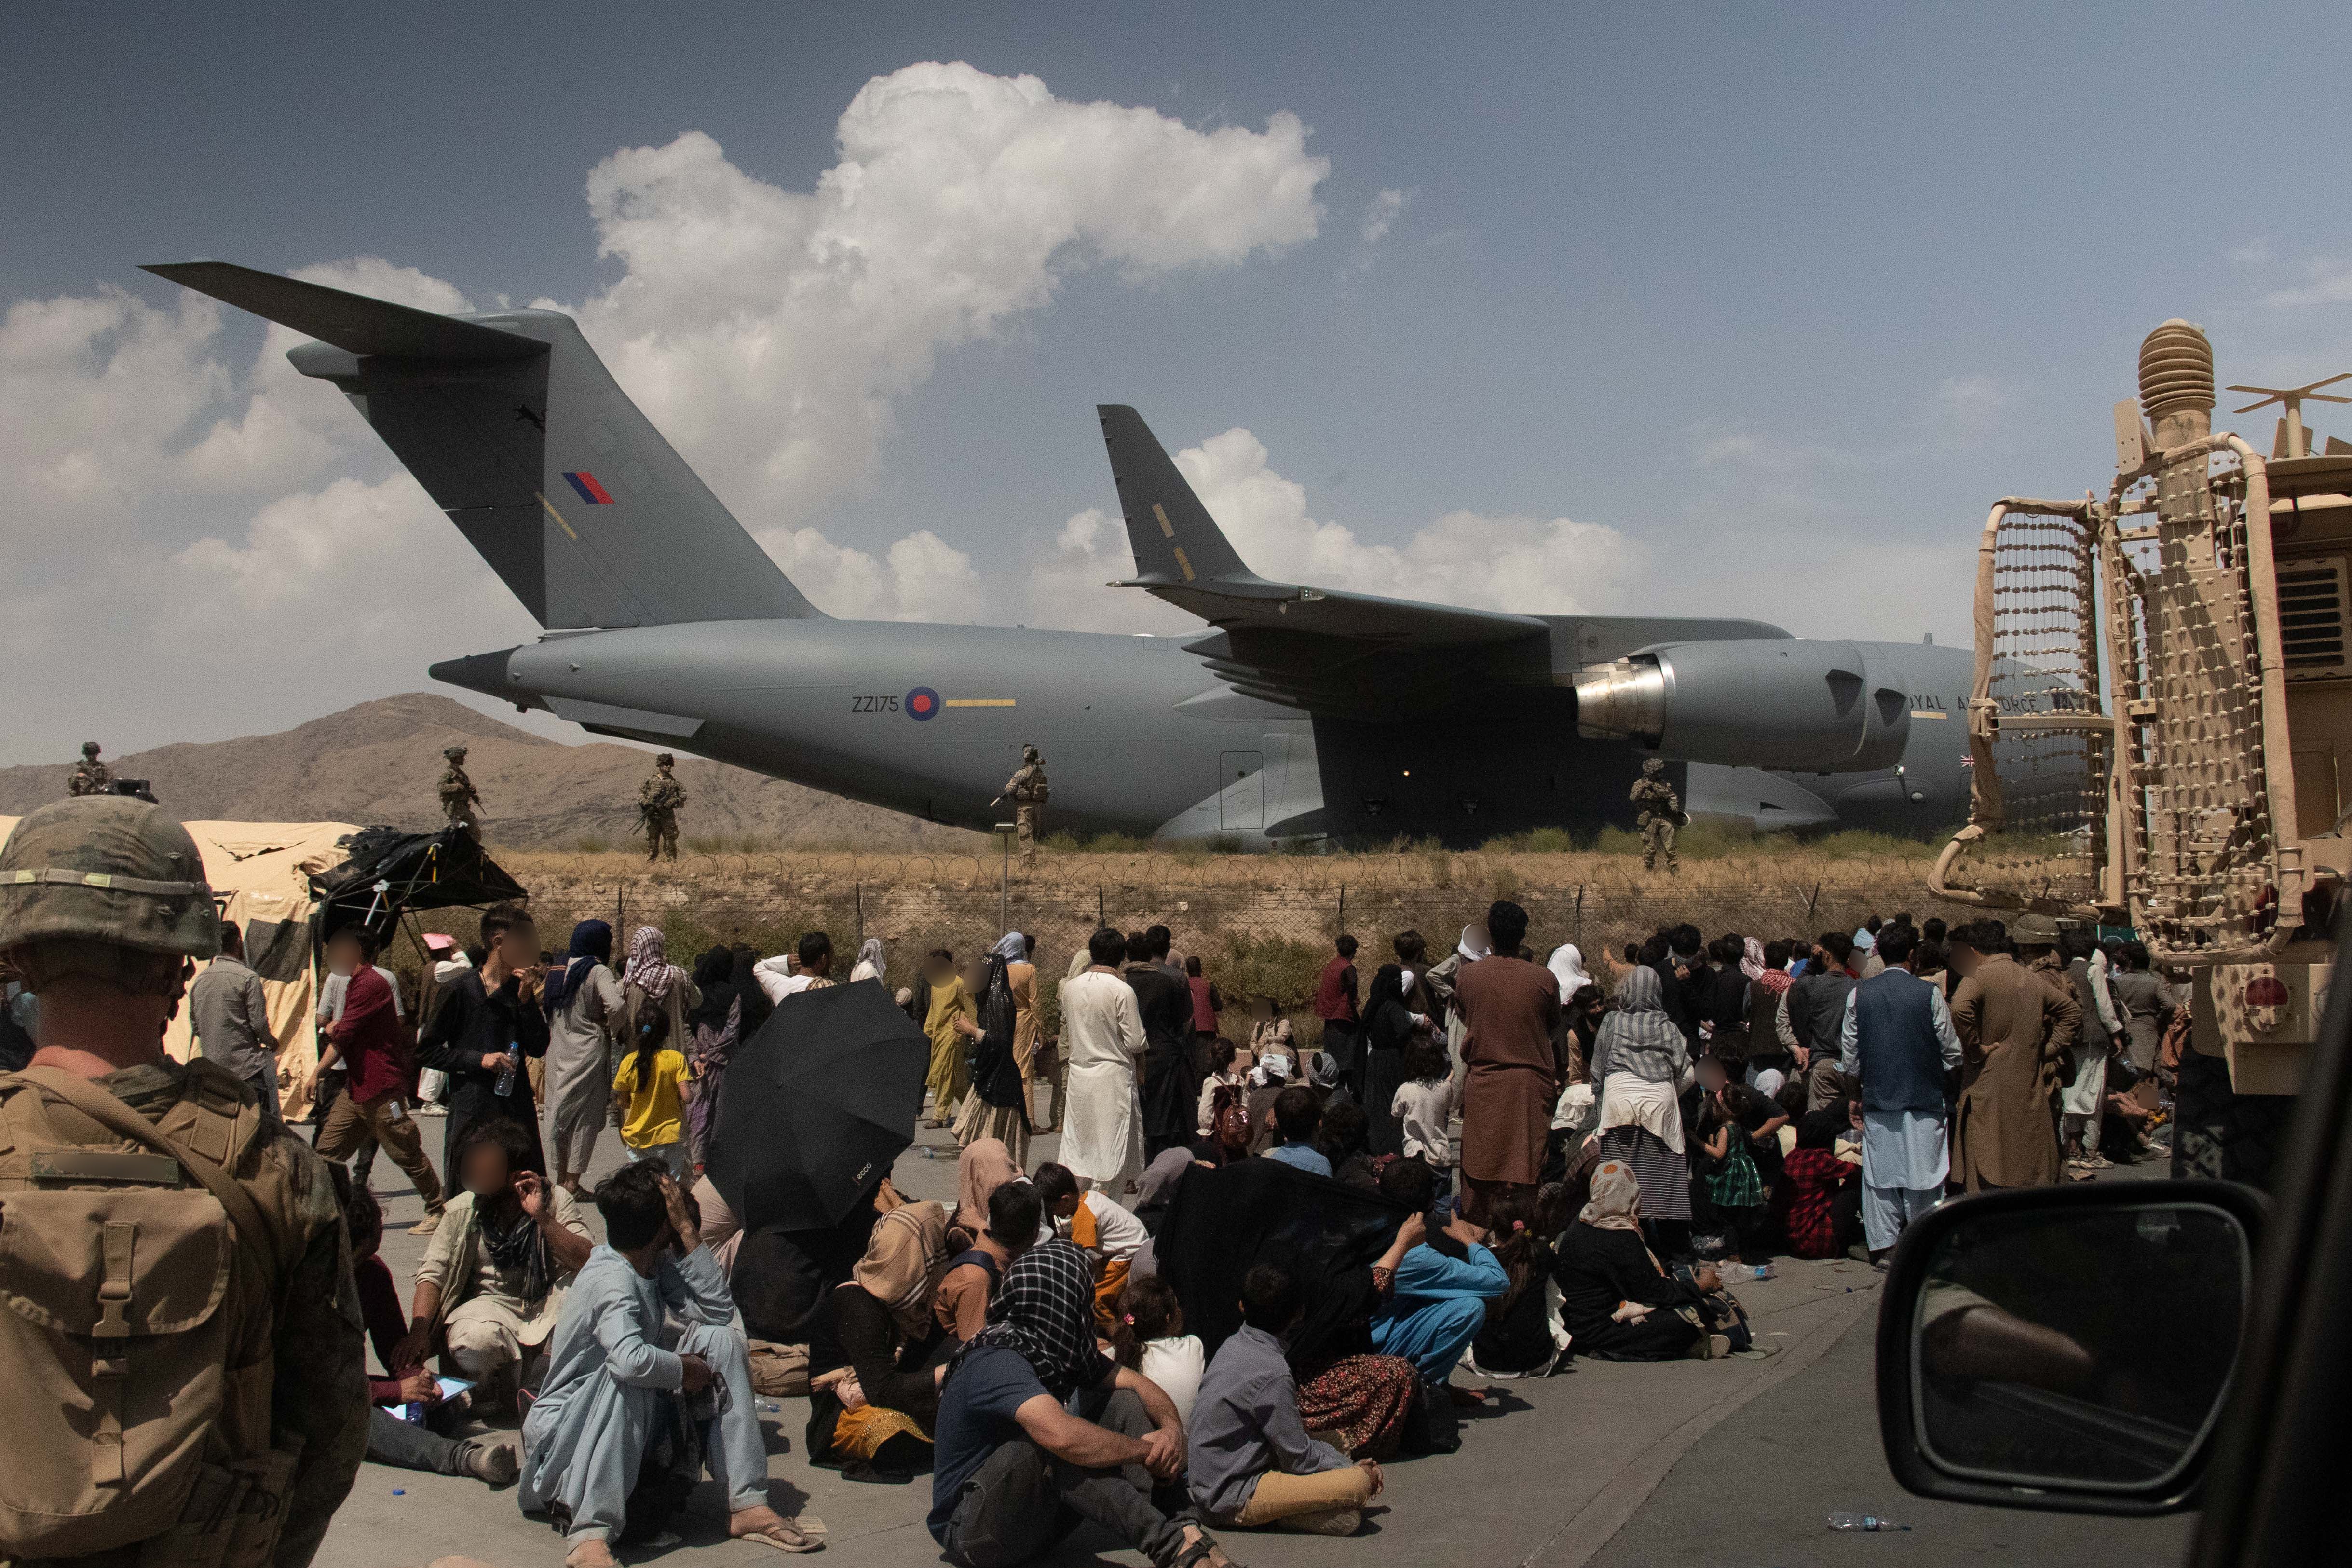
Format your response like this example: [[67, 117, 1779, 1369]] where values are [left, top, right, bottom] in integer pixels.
[[1096, 405, 1262, 588], [142, 261, 542, 362]]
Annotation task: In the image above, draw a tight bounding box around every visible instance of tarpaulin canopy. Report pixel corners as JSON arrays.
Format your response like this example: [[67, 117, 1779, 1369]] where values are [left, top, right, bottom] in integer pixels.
[[309, 825, 528, 944], [0, 816, 359, 1119]]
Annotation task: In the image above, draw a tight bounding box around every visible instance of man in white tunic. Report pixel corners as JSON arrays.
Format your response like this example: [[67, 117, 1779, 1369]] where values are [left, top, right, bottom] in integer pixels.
[[1837, 924, 1963, 1265], [520, 1164, 822, 1564], [1056, 927, 1148, 1197]]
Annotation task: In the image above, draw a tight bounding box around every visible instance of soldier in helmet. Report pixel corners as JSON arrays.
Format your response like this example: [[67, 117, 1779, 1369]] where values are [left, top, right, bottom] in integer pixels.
[[993, 744, 1050, 868], [637, 752, 687, 862], [438, 744, 482, 843], [1630, 756, 1684, 874], [0, 798, 368, 1563], [68, 739, 111, 797]]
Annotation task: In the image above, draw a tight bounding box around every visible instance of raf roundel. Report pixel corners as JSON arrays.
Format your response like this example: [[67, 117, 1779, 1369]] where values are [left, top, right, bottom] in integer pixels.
[[905, 687, 940, 722]]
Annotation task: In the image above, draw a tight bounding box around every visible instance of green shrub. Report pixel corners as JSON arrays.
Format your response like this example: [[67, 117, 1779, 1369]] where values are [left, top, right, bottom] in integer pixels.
[[1216, 931, 1327, 1013], [574, 836, 610, 854]]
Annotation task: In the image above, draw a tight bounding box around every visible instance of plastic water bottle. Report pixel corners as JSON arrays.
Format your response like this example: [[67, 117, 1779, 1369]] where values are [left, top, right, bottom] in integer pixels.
[[492, 1043, 518, 1099], [1826, 1513, 1909, 1532], [1751, 1262, 1774, 1281]]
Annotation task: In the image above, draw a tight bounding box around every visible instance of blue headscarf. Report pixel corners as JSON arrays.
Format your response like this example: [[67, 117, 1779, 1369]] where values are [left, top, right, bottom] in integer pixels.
[[543, 919, 612, 1014]]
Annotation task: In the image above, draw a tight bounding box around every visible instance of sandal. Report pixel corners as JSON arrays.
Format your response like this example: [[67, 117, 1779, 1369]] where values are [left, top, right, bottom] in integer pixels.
[[1160, 1523, 1242, 1568], [739, 1515, 827, 1553]]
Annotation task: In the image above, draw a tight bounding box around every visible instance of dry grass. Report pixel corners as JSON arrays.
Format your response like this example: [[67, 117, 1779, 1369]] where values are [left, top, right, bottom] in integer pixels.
[[499, 825, 1939, 897]]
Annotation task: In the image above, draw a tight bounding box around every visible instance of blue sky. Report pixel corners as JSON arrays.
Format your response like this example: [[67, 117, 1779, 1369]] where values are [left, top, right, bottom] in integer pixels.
[[6, 1, 2350, 763]]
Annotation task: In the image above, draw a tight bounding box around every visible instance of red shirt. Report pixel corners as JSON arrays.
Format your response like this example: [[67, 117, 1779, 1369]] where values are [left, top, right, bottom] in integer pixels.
[[1189, 975, 1219, 1033], [328, 965, 413, 1103], [1313, 955, 1359, 1024], [1779, 1147, 1855, 1259]]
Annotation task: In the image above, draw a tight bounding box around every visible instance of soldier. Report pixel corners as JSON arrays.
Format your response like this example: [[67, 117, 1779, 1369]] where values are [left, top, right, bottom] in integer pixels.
[[438, 743, 482, 843], [67, 739, 111, 797], [993, 744, 1050, 868], [638, 752, 687, 861], [1630, 755, 1684, 875], [0, 796, 369, 1565]]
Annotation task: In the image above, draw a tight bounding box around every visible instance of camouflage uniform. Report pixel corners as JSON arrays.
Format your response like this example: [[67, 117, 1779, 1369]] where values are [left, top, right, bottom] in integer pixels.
[[437, 745, 481, 844], [638, 754, 687, 861], [1000, 747, 1049, 868], [0, 797, 369, 1567], [1630, 757, 1683, 874], [68, 742, 111, 798]]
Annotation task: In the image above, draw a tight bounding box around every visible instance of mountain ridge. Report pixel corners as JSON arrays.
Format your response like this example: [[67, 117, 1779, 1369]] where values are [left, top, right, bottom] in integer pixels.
[[0, 693, 987, 850]]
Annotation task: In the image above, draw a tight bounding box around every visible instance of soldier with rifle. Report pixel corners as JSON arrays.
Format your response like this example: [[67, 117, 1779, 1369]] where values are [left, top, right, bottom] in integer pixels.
[[992, 744, 1050, 868], [638, 752, 687, 862], [1631, 756, 1685, 875], [437, 745, 482, 843]]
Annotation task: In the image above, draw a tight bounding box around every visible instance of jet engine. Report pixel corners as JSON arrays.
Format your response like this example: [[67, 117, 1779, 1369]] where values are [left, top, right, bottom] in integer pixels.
[[1572, 640, 1911, 773]]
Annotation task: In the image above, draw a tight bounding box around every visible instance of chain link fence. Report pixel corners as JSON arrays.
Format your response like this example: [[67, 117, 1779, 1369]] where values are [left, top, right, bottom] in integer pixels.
[[501, 850, 1934, 1042]]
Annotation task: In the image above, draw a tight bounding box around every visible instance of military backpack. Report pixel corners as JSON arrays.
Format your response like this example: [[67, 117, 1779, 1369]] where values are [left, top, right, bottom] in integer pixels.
[[0, 1063, 298, 1566]]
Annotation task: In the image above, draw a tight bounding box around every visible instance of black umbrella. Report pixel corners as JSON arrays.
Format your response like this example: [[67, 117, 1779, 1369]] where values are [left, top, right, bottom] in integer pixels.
[[705, 979, 932, 1232]]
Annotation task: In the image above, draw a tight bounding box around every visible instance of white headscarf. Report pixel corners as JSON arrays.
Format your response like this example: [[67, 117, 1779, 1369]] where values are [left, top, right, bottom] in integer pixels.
[[992, 932, 1028, 963], [1249, 1051, 1294, 1087], [1546, 943, 1591, 1003], [1740, 937, 1766, 982], [1456, 924, 1493, 964]]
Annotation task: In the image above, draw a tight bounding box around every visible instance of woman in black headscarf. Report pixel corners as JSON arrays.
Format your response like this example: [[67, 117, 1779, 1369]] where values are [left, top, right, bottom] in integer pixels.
[[729, 944, 772, 1039], [684, 946, 739, 1172], [1360, 962, 1423, 1158], [949, 952, 1031, 1167]]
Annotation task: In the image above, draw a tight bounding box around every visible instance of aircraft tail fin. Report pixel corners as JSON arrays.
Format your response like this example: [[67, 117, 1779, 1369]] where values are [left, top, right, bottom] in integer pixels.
[[1095, 404, 1264, 589], [145, 261, 823, 627]]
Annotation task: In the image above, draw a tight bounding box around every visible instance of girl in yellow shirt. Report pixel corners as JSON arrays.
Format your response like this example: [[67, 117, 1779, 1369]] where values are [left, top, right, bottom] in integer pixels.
[[612, 1007, 693, 1178]]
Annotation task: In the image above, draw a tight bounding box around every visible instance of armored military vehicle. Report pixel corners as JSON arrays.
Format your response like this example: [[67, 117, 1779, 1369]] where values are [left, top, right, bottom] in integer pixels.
[[1931, 318, 2352, 1183]]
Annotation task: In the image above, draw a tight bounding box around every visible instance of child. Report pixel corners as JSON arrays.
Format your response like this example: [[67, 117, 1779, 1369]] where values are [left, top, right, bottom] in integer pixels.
[[1111, 1274, 1206, 1428], [1190, 1263, 1383, 1536], [1033, 1160, 1147, 1332], [1196, 1038, 1248, 1137], [1391, 1035, 1458, 1191], [1700, 1082, 1769, 1263], [612, 1005, 693, 1178]]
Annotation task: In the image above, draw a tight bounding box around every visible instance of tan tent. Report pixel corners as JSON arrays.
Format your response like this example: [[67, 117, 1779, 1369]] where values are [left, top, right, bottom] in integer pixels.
[[0, 816, 359, 1119]]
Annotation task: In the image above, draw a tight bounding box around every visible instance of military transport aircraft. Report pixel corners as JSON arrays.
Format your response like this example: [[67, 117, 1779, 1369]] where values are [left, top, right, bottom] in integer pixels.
[[149, 261, 1975, 846]]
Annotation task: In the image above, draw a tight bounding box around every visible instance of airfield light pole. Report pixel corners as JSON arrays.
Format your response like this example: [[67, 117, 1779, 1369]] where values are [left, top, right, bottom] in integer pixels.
[[995, 821, 1016, 934]]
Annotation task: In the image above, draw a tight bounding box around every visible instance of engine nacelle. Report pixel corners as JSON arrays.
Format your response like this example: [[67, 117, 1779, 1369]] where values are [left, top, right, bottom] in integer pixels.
[[1572, 639, 1911, 773]]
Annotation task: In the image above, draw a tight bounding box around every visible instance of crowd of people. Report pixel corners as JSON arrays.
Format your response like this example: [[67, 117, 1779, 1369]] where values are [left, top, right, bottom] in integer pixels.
[[0, 791, 2190, 1568]]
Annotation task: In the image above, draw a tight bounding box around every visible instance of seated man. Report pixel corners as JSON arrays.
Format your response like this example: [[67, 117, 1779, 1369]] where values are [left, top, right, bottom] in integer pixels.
[[929, 1240, 1236, 1568], [937, 1180, 1045, 1342], [397, 1119, 593, 1401], [1034, 1161, 1147, 1332], [1190, 1264, 1383, 1537], [1262, 1086, 1331, 1177], [519, 1164, 820, 1565], [336, 1171, 518, 1486], [1367, 1159, 1507, 1400]]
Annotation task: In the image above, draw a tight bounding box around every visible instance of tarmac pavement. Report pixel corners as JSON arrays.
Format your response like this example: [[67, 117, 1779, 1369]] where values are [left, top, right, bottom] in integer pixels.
[[321, 1111, 2192, 1568]]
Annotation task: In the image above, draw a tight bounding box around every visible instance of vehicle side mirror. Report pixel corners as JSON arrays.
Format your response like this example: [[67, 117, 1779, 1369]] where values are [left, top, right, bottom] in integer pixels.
[[1876, 1179, 2263, 1515]]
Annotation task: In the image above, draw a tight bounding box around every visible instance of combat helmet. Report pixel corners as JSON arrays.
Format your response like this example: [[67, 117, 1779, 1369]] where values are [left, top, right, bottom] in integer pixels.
[[442, 745, 468, 761], [0, 798, 220, 973], [1022, 745, 1040, 762], [80, 741, 100, 758], [1641, 756, 1664, 775], [655, 753, 675, 766]]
